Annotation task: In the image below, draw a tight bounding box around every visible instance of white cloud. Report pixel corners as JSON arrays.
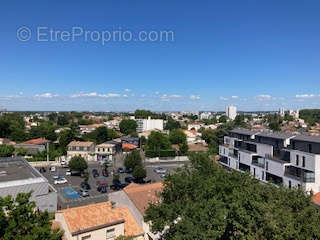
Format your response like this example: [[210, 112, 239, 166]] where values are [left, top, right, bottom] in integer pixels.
[[255, 94, 272, 100], [71, 92, 121, 98], [190, 95, 200, 100], [231, 96, 239, 99], [219, 97, 228, 101], [34, 93, 58, 98], [124, 88, 131, 92], [160, 94, 182, 100], [295, 94, 320, 99], [123, 94, 128, 97]]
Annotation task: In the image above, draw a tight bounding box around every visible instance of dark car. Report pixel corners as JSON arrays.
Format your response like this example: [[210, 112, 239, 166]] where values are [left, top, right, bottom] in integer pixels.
[[80, 182, 91, 190], [133, 178, 151, 184], [97, 185, 108, 193], [125, 177, 135, 183], [39, 167, 46, 173], [117, 167, 125, 174], [124, 168, 133, 173], [92, 169, 99, 178], [110, 180, 128, 190], [96, 176, 108, 187]]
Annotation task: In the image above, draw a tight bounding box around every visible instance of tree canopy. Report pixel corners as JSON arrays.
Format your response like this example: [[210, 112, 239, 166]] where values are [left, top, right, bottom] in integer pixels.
[[145, 153, 320, 240], [165, 118, 181, 131], [0, 145, 15, 157], [146, 131, 171, 151], [0, 192, 63, 240], [83, 126, 117, 144], [68, 156, 88, 172], [119, 119, 138, 135], [124, 151, 142, 170]]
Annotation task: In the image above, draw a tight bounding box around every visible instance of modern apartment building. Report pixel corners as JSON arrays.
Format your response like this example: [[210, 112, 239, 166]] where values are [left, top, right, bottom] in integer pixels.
[[136, 116, 164, 133], [225, 106, 237, 120], [219, 128, 320, 194]]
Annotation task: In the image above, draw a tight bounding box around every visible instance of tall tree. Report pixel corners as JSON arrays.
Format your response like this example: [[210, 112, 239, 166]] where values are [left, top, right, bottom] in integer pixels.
[[119, 119, 138, 135], [145, 153, 320, 240], [68, 156, 88, 173]]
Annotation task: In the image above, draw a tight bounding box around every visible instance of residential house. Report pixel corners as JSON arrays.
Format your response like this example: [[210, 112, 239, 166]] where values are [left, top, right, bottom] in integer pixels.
[[15, 138, 49, 156], [55, 202, 144, 240], [109, 183, 164, 240], [95, 142, 116, 161], [67, 141, 95, 161]]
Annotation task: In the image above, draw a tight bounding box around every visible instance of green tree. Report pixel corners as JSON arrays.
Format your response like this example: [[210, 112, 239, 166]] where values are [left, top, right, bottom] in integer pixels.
[[132, 165, 147, 179], [0, 192, 63, 240], [146, 132, 171, 151], [119, 119, 138, 135], [0, 145, 15, 157], [57, 114, 69, 126], [219, 115, 227, 123], [29, 122, 57, 141], [233, 114, 247, 128], [165, 118, 181, 131], [145, 153, 320, 240], [15, 147, 27, 156], [58, 130, 75, 154], [68, 156, 88, 173], [124, 151, 142, 169], [83, 127, 117, 144], [169, 129, 187, 145]]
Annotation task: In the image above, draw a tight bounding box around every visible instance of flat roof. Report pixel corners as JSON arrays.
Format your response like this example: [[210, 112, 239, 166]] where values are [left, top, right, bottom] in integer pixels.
[[230, 128, 257, 136], [292, 135, 320, 144], [0, 157, 42, 182], [256, 131, 295, 140]]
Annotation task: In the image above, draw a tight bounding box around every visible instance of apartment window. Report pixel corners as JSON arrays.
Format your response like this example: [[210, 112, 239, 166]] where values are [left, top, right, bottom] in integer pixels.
[[223, 149, 226, 155], [81, 235, 91, 240], [106, 228, 115, 239], [266, 161, 268, 171], [289, 180, 292, 189], [262, 171, 265, 181], [296, 155, 299, 166], [302, 156, 306, 168], [253, 168, 256, 177]]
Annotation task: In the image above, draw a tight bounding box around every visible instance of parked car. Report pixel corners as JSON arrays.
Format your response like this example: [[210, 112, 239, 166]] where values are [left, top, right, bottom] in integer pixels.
[[54, 178, 67, 185], [53, 175, 63, 180], [125, 177, 135, 183], [39, 167, 46, 173], [110, 180, 128, 190], [79, 189, 89, 197], [66, 170, 71, 176], [102, 169, 109, 177], [154, 167, 166, 174], [61, 160, 68, 168], [80, 182, 91, 190], [70, 170, 81, 176], [97, 185, 108, 193], [125, 168, 133, 173], [133, 178, 151, 184], [117, 168, 125, 174], [50, 166, 56, 172], [96, 176, 108, 187]]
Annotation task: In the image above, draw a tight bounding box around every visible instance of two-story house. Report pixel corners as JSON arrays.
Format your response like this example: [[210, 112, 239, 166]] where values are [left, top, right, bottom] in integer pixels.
[[67, 141, 95, 161]]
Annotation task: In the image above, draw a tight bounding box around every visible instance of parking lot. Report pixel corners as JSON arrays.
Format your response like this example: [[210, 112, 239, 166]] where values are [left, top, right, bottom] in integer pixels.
[[37, 160, 185, 209]]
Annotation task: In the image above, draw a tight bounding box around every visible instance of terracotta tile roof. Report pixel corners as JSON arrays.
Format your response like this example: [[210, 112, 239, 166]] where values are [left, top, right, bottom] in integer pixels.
[[312, 193, 320, 206], [122, 143, 137, 150], [60, 202, 143, 237], [67, 141, 94, 147], [20, 138, 49, 145], [124, 183, 164, 216]]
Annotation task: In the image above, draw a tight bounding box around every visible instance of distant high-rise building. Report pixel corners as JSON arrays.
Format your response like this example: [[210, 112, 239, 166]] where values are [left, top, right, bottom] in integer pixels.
[[226, 106, 237, 120], [279, 107, 285, 117]]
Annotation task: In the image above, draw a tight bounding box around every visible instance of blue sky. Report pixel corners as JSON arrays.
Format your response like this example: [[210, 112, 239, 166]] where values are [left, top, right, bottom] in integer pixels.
[[1, 1, 320, 111]]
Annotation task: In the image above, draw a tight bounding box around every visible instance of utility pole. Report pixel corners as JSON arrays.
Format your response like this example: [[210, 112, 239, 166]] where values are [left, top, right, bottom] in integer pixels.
[[47, 142, 49, 165]]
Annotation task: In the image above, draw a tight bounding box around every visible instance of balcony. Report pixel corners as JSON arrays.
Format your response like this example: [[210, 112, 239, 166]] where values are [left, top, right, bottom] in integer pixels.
[[228, 149, 238, 159], [220, 156, 228, 165], [284, 166, 315, 183], [252, 157, 265, 168]]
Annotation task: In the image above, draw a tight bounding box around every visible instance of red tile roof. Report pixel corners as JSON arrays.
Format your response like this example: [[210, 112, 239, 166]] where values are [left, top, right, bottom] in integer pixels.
[[124, 183, 163, 215], [312, 192, 320, 206], [122, 143, 137, 150], [20, 138, 49, 145]]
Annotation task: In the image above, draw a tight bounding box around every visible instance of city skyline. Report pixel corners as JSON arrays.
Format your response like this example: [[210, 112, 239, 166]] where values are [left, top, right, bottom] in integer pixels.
[[1, 1, 320, 111]]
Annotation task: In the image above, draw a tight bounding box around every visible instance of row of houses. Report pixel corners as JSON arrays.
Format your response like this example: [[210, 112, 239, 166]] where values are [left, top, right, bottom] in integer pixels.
[[67, 137, 139, 162], [219, 128, 320, 194]]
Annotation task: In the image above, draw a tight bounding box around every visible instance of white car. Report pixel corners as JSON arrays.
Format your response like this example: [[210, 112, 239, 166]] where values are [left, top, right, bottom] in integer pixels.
[[50, 166, 56, 172], [66, 170, 71, 176], [154, 167, 167, 174], [54, 178, 68, 185]]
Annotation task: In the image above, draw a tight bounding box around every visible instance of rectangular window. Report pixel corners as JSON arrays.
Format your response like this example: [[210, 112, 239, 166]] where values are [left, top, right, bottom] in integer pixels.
[[296, 155, 299, 166], [81, 235, 91, 240], [106, 228, 115, 239], [302, 156, 305, 167], [262, 171, 265, 181], [289, 180, 291, 189], [253, 168, 256, 177], [308, 144, 312, 153]]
